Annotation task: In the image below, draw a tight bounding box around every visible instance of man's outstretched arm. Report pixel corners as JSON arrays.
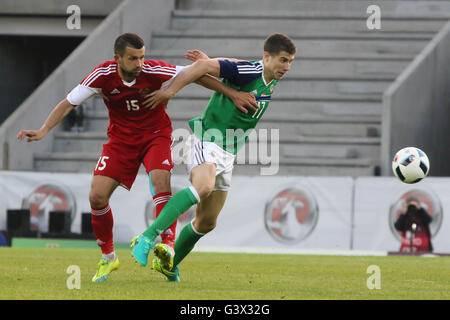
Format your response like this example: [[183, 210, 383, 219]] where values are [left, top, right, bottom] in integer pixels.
[[18, 81, 101, 142], [143, 59, 258, 112], [188, 49, 257, 112], [17, 99, 75, 142], [142, 59, 222, 109]]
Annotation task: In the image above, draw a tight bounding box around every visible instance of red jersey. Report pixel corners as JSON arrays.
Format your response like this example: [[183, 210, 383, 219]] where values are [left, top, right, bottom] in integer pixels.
[[67, 60, 183, 138]]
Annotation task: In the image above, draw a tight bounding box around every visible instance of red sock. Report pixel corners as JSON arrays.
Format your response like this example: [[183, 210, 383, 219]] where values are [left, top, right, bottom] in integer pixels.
[[91, 203, 114, 254], [154, 192, 177, 247]]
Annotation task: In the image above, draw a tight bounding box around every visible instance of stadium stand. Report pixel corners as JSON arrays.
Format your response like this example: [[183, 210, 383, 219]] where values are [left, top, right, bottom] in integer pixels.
[[1, 0, 449, 176]]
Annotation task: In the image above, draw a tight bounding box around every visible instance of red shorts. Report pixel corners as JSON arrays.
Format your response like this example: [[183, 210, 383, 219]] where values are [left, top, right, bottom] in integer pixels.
[[93, 127, 174, 190]]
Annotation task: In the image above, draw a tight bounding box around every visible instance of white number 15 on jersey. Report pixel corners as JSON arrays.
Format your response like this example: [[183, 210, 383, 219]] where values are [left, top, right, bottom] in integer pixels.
[[126, 99, 140, 111]]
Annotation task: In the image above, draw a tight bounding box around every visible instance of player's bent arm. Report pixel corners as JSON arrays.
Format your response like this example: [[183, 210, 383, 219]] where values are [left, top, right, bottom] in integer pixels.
[[165, 59, 221, 96], [142, 59, 221, 109], [195, 74, 259, 113], [17, 99, 75, 142], [194, 74, 230, 92], [41, 98, 75, 133]]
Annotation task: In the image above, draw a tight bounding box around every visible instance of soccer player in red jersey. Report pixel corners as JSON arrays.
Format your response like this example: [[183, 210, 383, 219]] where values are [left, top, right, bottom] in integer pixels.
[[17, 33, 258, 282]]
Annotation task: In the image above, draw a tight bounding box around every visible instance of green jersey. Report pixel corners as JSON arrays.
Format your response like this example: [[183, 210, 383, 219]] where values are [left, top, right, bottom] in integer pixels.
[[188, 60, 277, 154]]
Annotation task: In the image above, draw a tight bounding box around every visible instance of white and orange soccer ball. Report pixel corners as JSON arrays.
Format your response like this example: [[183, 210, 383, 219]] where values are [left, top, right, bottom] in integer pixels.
[[392, 147, 430, 184]]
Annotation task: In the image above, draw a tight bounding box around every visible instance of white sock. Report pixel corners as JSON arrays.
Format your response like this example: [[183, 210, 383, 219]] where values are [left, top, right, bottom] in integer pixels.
[[189, 185, 201, 203], [102, 252, 116, 262]]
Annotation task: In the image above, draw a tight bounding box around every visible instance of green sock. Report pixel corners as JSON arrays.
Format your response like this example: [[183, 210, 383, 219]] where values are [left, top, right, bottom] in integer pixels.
[[143, 187, 199, 240], [173, 222, 204, 268]]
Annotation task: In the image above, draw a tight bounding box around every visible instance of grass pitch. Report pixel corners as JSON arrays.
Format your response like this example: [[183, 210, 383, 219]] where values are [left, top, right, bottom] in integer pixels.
[[1, 247, 450, 300]]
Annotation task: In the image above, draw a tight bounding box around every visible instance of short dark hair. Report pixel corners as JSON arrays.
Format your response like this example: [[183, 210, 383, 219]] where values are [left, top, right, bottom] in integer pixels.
[[114, 33, 145, 56], [263, 33, 296, 55]]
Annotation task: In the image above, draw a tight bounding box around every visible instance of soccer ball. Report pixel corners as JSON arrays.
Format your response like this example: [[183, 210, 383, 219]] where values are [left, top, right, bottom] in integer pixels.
[[392, 147, 430, 184]]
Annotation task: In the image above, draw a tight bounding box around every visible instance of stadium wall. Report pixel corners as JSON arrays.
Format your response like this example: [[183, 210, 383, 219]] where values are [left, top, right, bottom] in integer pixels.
[[0, 0, 175, 171], [1, 171, 449, 254], [381, 20, 450, 177]]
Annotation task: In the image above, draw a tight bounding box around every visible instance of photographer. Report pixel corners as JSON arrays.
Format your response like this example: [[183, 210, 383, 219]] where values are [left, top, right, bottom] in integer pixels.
[[394, 197, 433, 253]]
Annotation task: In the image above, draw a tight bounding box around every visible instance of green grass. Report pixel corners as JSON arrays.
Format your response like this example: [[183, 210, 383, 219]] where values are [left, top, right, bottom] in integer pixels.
[[1, 247, 450, 300]]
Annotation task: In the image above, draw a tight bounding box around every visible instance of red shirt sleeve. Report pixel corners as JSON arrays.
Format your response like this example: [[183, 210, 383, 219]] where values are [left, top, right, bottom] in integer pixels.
[[80, 60, 117, 88], [142, 60, 179, 88]]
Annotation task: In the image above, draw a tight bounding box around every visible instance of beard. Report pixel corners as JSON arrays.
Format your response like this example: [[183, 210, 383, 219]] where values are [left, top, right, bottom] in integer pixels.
[[120, 66, 141, 79]]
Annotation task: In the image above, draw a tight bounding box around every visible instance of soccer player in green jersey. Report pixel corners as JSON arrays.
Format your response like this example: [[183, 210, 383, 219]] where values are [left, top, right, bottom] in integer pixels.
[[131, 33, 296, 281]]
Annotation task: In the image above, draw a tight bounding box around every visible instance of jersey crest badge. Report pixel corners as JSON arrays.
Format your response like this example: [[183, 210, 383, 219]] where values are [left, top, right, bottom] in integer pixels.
[[139, 88, 151, 97]]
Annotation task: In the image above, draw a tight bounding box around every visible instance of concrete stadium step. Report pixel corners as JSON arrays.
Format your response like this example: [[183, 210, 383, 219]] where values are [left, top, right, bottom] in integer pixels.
[[88, 91, 381, 103], [170, 118, 380, 141], [234, 137, 380, 163], [148, 49, 417, 61], [172, 79, 391, 96], [172, 10, 450, 19], [279, 137, 380, 160], [154, 29, 436, 40], [170, 92, 382, 103], [178, 0, 450, 14], [151, 33, 428, 56], [34, 152, 100, 173], [172, 158, 377, 176], [52, 132, 107, 153], [87, 91, 383, 104], [168, 112, 381, 124], [274, 79, 391, 95], [147, 50, 405, 95], [34, 151, 377, 176], [84, 99, 382, 132], [150, 53, 409, 79], [148, 61, 403, 82], [170, 10, 448, 33], [52, 114, 381, 152]]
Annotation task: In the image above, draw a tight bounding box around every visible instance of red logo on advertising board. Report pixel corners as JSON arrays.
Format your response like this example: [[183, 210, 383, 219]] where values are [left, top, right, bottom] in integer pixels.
[[21, 183, 76, 232], [264, 187, 319, 244]]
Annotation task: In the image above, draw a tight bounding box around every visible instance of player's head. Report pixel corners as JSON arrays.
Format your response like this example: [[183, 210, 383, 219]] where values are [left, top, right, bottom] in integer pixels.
[[262, 33, 296, 81], [114, 33, 145, 79]]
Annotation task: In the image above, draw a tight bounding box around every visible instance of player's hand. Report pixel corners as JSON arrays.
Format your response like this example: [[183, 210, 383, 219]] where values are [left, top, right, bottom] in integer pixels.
[[230, 91, 259, 114], [185, 50, 209, 62], [142, 89, 175, 110], [17, 129, 46, 142]]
